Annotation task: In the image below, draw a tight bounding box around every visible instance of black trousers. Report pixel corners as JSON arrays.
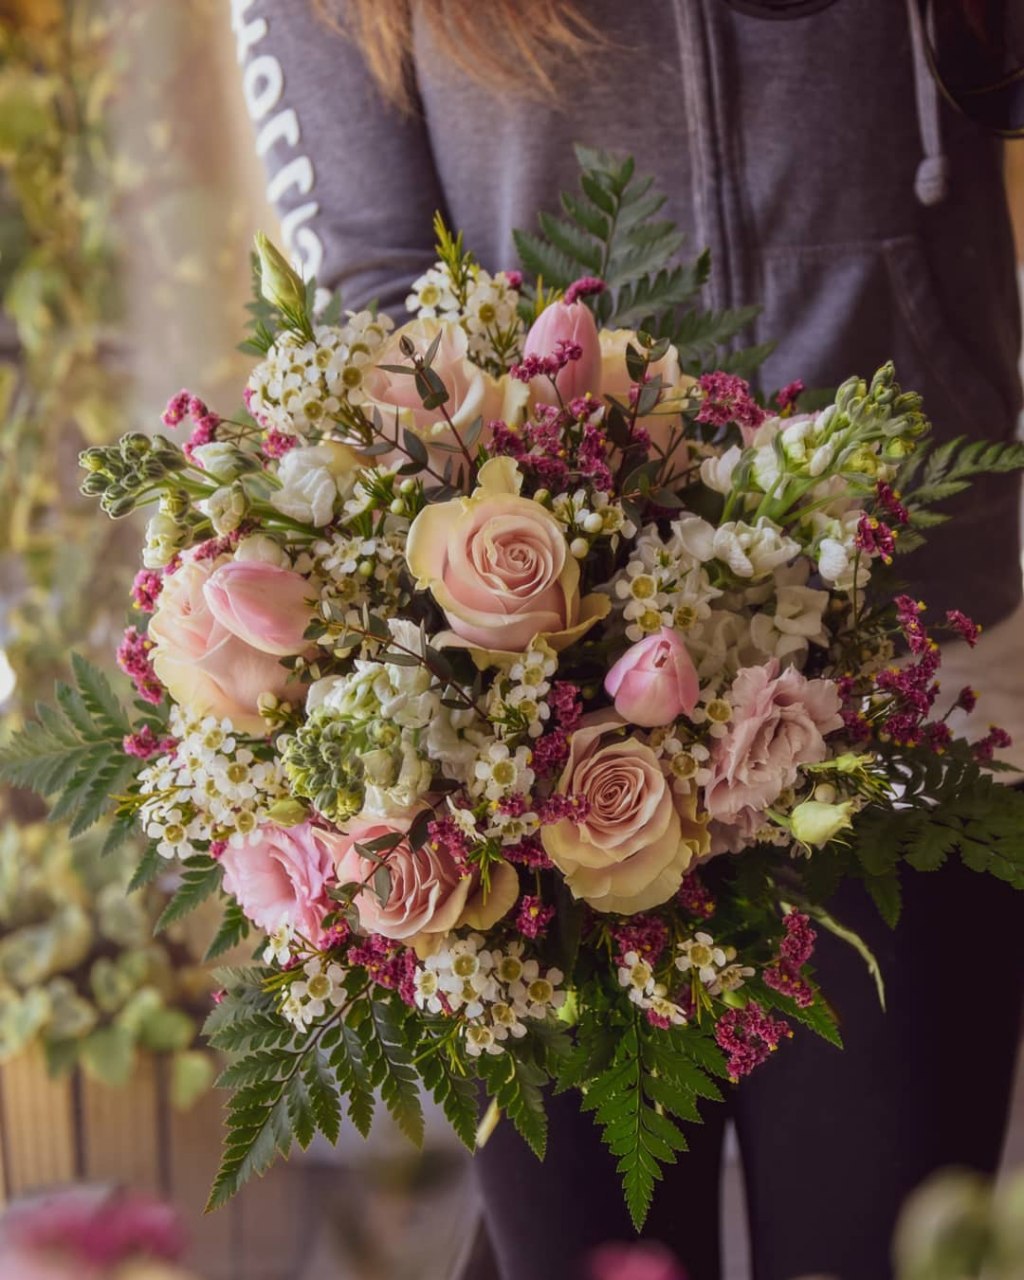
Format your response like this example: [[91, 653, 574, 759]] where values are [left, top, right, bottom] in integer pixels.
[[466, 861, 1024, 1280]]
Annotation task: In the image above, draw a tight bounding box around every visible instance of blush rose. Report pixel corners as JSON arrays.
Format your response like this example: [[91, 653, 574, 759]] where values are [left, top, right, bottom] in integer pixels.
[[147, 557, 304, 734], [361, 317, 527, 445], [541, 711, 709, 914], [406, 456, 609, 662], [334, 811, 518, 946]]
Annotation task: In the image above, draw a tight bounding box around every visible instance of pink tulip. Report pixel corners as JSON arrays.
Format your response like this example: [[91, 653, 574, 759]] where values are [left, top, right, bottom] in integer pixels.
[[203, 560, 314, 657], [523, 300, 602, 403], [604, 628, 700, 727]]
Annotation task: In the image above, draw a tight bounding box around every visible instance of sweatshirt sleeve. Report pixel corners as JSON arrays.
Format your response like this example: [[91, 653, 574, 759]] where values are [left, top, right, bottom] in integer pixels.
[[232, 0, 447, 314]]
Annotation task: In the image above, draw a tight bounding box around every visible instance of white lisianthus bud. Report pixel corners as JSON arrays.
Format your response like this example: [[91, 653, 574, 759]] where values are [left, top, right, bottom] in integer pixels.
[[808, 440, 837, 477], [142, 512, 187, 568], [790, 799, 854, 847], [190, 442, 248, 481], [255, 231, 307, 316]]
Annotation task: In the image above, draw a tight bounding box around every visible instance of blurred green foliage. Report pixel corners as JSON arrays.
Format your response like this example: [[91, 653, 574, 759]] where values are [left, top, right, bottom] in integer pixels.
[[0, 0, 132, 720]]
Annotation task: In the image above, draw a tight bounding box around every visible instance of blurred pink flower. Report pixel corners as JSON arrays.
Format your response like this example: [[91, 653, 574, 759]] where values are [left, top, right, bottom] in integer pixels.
[[587, 1241, 687, 1280], [0, 1187, 186, 1276]]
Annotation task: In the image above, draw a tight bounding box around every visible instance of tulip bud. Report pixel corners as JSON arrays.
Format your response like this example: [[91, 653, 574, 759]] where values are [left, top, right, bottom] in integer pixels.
[[604, 628, 700, 728], [203, 559, 314, 656], [523, 299, 602, 404], [255, 231, 308, 318]]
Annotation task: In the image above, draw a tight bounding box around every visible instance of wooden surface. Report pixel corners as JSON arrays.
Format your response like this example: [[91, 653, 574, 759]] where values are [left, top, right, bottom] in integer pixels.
[[0, 1051, 315, 1280]]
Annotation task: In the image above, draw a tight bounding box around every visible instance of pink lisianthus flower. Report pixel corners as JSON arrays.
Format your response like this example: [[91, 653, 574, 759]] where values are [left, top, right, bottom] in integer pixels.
[[604, 628, 700, 727], [705, 661, 843, 835], [219, 821, 336, 944]]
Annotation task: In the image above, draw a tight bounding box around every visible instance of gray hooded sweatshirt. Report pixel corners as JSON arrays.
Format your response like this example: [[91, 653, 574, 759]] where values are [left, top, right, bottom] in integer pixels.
[[232, 0, 1022, 631]]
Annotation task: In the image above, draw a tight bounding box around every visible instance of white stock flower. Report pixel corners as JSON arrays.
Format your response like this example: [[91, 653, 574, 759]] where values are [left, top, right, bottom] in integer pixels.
[[675, 515, 799, 580], [271, 443, 362, 526], [700, 444, 743, 495]]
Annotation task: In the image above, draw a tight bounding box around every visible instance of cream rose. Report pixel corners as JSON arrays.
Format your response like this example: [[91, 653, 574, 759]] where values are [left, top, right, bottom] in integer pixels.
[[406, 456, 610, 662], [334, 811, 518, 945], [542, 711, 709, 914], [148, 557, 302, 734], [361, 317, 527, 445], [599, 328, 695, 456]]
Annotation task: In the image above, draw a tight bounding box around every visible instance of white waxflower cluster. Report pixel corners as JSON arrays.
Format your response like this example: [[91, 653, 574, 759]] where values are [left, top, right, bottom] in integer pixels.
[[280, 956, 347, 1029], [138, 709, 289, 858], [550, 487, 638, 555], [487, 639, 559, 741], [414, 935, 565, 1057], [675, 932, 754, 997], [648, 729, 713, 797], [616, 951, 687, 1026], [246, 312, 394, 438], [614, 522, 722, 642], [405, 261, 523, 369], [313, 528, 408, 637]]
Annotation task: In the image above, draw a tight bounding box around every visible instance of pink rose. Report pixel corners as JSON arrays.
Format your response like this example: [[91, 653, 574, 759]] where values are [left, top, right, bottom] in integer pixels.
[[219, 822, 336, 943], [203, 560, 314, 657], [542, 711, 709, 914], [524, 300, 602, 403], [406, 456, 609, 661], [588, 1242, 687, 1280], [148, 556, 303, 734], [334, 812, 518, 945], [604, 628, 700, 727], [361, 317, 527, 444], [705, 661, 843, 832]]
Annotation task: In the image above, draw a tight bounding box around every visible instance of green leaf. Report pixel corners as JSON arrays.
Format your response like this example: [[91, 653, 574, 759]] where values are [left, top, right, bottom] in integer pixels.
[[418, 1036, 478, 1150], [0, 654, 138, 835], [155, 855, 222, 932], [354, 996, 425, 1146], [478, 1051, 548, 1160], [205, 900, 251, 961], [329, 1018, 376, 1138]]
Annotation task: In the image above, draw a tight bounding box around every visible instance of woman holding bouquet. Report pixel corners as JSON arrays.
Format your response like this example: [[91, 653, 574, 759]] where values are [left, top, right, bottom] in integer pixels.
[[236, 2, 1024, 1277]]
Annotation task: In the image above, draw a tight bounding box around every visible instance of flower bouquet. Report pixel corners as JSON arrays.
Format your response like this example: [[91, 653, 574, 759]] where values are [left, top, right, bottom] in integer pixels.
[[4, 149, 1024, 1229]]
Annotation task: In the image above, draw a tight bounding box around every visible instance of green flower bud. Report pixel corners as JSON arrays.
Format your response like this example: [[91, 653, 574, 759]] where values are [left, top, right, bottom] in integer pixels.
[[104, 493, 137, 519], [79, 447, 107, 474], [80, 472, 108, 497], [790, 799, 855, 848], [265, 798, 310, 827], [255, 231, 308, 317], [160, 487, 193, 521]]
